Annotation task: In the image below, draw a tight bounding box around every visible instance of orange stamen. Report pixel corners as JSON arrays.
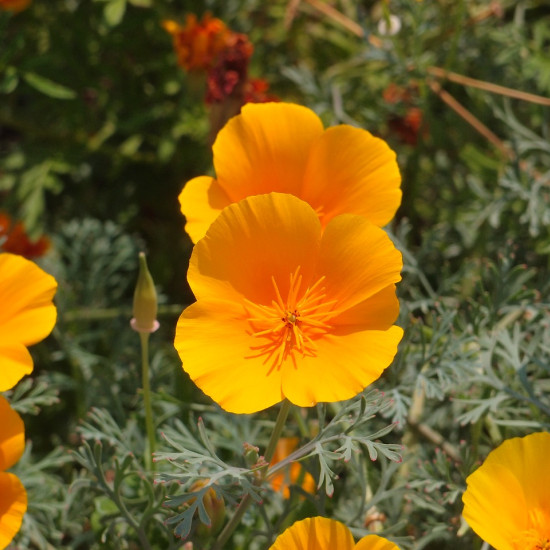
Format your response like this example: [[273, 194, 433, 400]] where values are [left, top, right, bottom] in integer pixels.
[[244, 267, 340, 373]]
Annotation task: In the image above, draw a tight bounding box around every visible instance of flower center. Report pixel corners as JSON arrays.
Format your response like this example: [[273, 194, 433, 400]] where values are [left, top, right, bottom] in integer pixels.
[[244, 266, 338, 374], [516, 508, 550, 550]]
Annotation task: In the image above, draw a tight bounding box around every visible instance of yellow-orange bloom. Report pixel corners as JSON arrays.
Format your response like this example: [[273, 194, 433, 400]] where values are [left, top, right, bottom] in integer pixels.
[[175, 193, 403, 414], [0, 253, 57, 391], [0, 395, 27, 549], [269, 517, 400, 549], [163, 13, 232, 72], [269, 437, 315, 498], [179, 102, 402, 243], [0, 0, 30, 12], [462, 432, 550, 550]]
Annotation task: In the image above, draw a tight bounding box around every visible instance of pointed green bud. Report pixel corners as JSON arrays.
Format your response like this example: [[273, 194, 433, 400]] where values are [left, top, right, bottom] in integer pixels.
[[130, 252, 159, 333]]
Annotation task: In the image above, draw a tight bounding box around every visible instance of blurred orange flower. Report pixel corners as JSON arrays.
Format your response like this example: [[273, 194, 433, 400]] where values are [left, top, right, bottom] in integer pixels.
[[0, 395, 27, 549], [0, 0, 30, 12], [244, 78, 279, 104], [0, 253, 57, 391], [179, 102, 401, 243], [462, 432, 550, 550], [269, 437, 315, 498], [0, 213, 50, 259], [269, 516, 400, 549], [175, 193, 402, 414], [163, 13, 232, 72]]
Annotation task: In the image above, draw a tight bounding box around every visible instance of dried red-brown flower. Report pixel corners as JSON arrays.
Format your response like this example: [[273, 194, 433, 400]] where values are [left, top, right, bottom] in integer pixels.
[[0, 213, 50, 259], [205, 34, 254, 104]]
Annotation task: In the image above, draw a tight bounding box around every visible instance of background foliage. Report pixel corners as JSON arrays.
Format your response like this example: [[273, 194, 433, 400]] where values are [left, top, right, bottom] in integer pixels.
[[1, 0, 550, 548]]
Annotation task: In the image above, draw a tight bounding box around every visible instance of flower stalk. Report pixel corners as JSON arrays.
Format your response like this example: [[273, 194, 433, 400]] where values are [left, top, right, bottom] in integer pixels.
[[140, 331, 156, 471], [211, 400, 292, 550], [130, 252, 159, 470]]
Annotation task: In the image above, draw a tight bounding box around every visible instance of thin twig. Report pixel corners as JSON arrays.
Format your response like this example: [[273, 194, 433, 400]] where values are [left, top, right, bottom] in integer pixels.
[[428, 79, 514, 159], [302, 0, 383, 47], [284, 0, 302, 29], [428, 66, 550, 106]]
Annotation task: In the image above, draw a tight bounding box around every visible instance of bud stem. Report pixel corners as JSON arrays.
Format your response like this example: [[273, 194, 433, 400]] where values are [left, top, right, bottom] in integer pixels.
[[139, 332, 156, 470]]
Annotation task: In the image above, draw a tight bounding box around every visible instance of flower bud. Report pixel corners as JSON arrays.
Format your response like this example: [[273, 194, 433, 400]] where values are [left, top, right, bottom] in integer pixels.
[[130, 252, 159, 333], [189, 480, 226, 539], [242, 442, 260, 467]]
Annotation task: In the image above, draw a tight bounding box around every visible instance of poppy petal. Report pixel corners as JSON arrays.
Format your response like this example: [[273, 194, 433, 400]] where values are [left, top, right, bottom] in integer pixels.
[[269, 516, 355, 550], [316, 215, 402, 313], [0, 395, 24, 474], [0, 343, 33, 393], [281, 326, 403, 407], [188, 193, 321, 305], [178, 176, 232, 243], [333, 285, 400, 330], [462, 463, 525, 550], [213, 103, 324, 201], [175, 300, 284, 413], [462, 432, 550, 549], [355, 534, 401, 550], [302, 125, 401, 227], [0, 253, 57, 347], [0, 472, 27, 549]]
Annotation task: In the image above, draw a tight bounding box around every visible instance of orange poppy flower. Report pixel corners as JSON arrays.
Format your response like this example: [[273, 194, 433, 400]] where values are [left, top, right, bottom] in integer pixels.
[[179, 102, 402, 243], [0, 253, 57, 391], [269, 437, 315, 498], [462, 432, 550, 550], [0, 0, 30, 12], [0, 395, 27, 549], [174, 193, 402, 414], [269, 516, 400, 549], [163, 13, 232, 72]]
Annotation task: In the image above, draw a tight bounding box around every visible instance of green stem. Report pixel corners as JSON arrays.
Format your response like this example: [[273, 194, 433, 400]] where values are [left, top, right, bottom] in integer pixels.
[[211, 400, 292, 550], [264, 400, 292, 463], [139, 332, 156, 471]]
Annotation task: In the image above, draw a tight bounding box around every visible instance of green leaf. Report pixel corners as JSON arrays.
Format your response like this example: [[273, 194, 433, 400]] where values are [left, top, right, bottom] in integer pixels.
[[22, 72, 76, 99], [128, 0, 151, 6], [0, 66, 19, 94], [104, 0, 126, 26]]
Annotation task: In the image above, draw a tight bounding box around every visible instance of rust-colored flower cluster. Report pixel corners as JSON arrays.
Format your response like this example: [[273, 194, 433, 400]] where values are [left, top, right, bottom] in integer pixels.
[[162, 14, 232, 73], [0, 212, 50, 259], [164, 13, 278, 140], [0, 0, 30, 12], [383, 83, 425, 146]]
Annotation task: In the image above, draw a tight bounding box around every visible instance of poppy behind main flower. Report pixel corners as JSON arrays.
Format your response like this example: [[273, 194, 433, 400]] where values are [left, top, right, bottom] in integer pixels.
[[0, 395, 27, 549], [269, 437, 315, 498], [0, 253, 57, 391], [269, 516, 400, 549], [179, 102, 402, 242], [462, 432, 550, 550], [175, 193, 403, 414]]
